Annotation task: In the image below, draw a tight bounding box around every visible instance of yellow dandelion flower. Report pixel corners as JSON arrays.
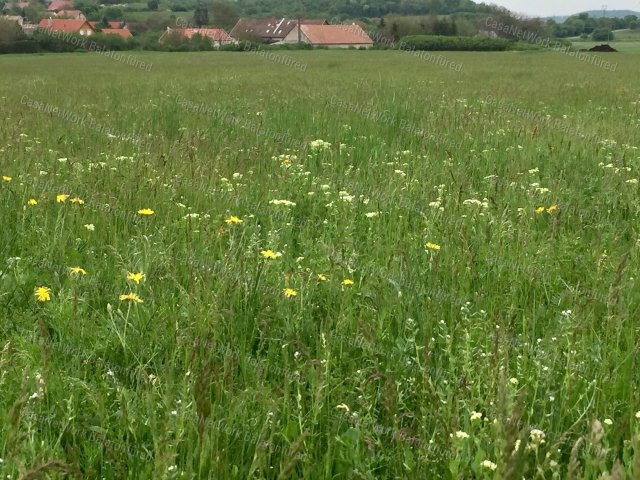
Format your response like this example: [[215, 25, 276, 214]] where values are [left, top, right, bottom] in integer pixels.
[[127, 272, 145, 284], [225, 215, 243, 225], [425, 242, 441, 251], [70, 197, 85, 205], [69, 267, 87, 276], [137, 208, 154, 216], [317, 274, 328, 281], [546, 204, 558, 213], [342, 279, 354, 286], [119, 293, 144, 304], [27, 198, 38, 206], [34, 286, 52, 302], [260, 250, 281, 260], [2, 176, 11, 182], [535, 207, 545, 214], [56, 194, 69, 203], [283, 288, 298, 298]]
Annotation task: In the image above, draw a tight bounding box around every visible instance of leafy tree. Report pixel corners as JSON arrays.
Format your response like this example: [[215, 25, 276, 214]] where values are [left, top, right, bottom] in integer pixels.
[[591, 27, 613, 41], [211, 1, 238, 30], [73, 0, 99, 16], [170, 3, 188, 12], [193, 1, 209, 27], [0, 17, 25, 43], [102, 6, 124, 20], [23, 4, 46, 23], [147, 0, 159, 10]]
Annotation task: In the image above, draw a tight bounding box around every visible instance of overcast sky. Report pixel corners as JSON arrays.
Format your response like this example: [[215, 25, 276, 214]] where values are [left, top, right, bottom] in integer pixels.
[[489, 1, 639, 17]]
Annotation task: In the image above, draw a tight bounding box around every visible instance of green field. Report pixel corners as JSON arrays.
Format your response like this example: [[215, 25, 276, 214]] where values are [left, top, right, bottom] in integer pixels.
[[1, 50, 640, 479], [569, 28, 640, 53]]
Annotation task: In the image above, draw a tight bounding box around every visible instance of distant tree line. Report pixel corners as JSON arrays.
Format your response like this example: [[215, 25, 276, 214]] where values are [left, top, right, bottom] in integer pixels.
[[549, 12, 638, 38]]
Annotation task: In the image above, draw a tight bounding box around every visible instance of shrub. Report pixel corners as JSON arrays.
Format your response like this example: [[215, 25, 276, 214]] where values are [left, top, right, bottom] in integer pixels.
[[399, 35, 512, 51], [0, 39, 39, 54], [591, 28, 613, 41]]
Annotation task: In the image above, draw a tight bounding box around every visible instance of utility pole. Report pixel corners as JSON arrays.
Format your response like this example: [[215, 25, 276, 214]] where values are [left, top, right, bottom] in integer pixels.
[[602, 4, 610, 42]]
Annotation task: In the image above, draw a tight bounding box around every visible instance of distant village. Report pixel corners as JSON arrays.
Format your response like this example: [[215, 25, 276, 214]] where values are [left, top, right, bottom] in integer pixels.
[[1, 0, 375, 48]]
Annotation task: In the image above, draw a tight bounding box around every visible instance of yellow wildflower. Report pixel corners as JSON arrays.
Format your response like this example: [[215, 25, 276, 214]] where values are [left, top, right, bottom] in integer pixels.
[[2, 176, 11, 182], [425, 242, 441, 251], [317, 274, 328, 281], [225, 215, 243, 225], [27, 198, 38, 206], [137, 208, 154, 216], [260, 250, 281, 260], [127, 272, 145, 284], [69, 267, 87, 276], [119, 293, 144, 304], [283, 288, 298, 298], [535, 207, 545, 214], [342, 279, 354, 286], [546, 204, 558, 213], [56, 194, 69, 203], [70, 197, 85, 205], [34, 286, 52, 302]]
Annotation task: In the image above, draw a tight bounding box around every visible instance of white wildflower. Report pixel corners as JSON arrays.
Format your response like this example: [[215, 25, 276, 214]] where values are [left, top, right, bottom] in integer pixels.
[[480, 460, 497, 471]]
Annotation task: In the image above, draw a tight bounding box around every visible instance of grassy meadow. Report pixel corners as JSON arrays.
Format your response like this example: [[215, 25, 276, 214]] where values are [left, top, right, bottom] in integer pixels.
[[1, 49, 640, 479]]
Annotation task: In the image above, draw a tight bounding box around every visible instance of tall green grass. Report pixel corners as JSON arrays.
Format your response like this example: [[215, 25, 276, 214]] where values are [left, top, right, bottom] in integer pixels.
[[1, 50, 640, 479]]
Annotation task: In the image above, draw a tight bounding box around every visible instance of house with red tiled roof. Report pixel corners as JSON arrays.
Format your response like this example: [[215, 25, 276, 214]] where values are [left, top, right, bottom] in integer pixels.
[[47, 0, 73, 12], [38, 18, 95, 35], [230, 18, 327, 43], [101, 28, 132, 38], [159, 27, 235, 47], [283, 23, 373, 48], [56, 10, 86, 20]]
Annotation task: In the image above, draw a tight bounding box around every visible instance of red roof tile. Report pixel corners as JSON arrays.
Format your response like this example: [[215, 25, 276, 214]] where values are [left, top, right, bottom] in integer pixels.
[[38, 18, 94, 32], [300, 24, 373, 45], [101, 28, 132, 38]]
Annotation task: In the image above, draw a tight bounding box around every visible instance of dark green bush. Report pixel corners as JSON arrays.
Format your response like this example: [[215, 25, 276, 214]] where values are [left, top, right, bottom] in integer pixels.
[[0, 40, 39, 54], [399, 35, 512, 51]]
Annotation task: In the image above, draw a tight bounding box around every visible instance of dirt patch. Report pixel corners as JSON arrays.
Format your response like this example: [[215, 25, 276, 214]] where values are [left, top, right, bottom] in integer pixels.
[[588, 44, 618, 52]]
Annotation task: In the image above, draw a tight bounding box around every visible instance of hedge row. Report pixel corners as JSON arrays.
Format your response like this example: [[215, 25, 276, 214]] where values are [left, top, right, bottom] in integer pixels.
[[399, 35, 513, 51]]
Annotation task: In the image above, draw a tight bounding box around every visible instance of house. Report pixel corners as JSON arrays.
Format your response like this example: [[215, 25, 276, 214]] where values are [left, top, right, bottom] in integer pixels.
[[38, 18, 95, 36], [47, 0, 73, 12], [159, 27, 235, 47], [283, 24, 373, 48], [1, 15, 23, 26], [101, 28, 132, 38], [230, 17, 327, 43], [56, 10, 86, 20]]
